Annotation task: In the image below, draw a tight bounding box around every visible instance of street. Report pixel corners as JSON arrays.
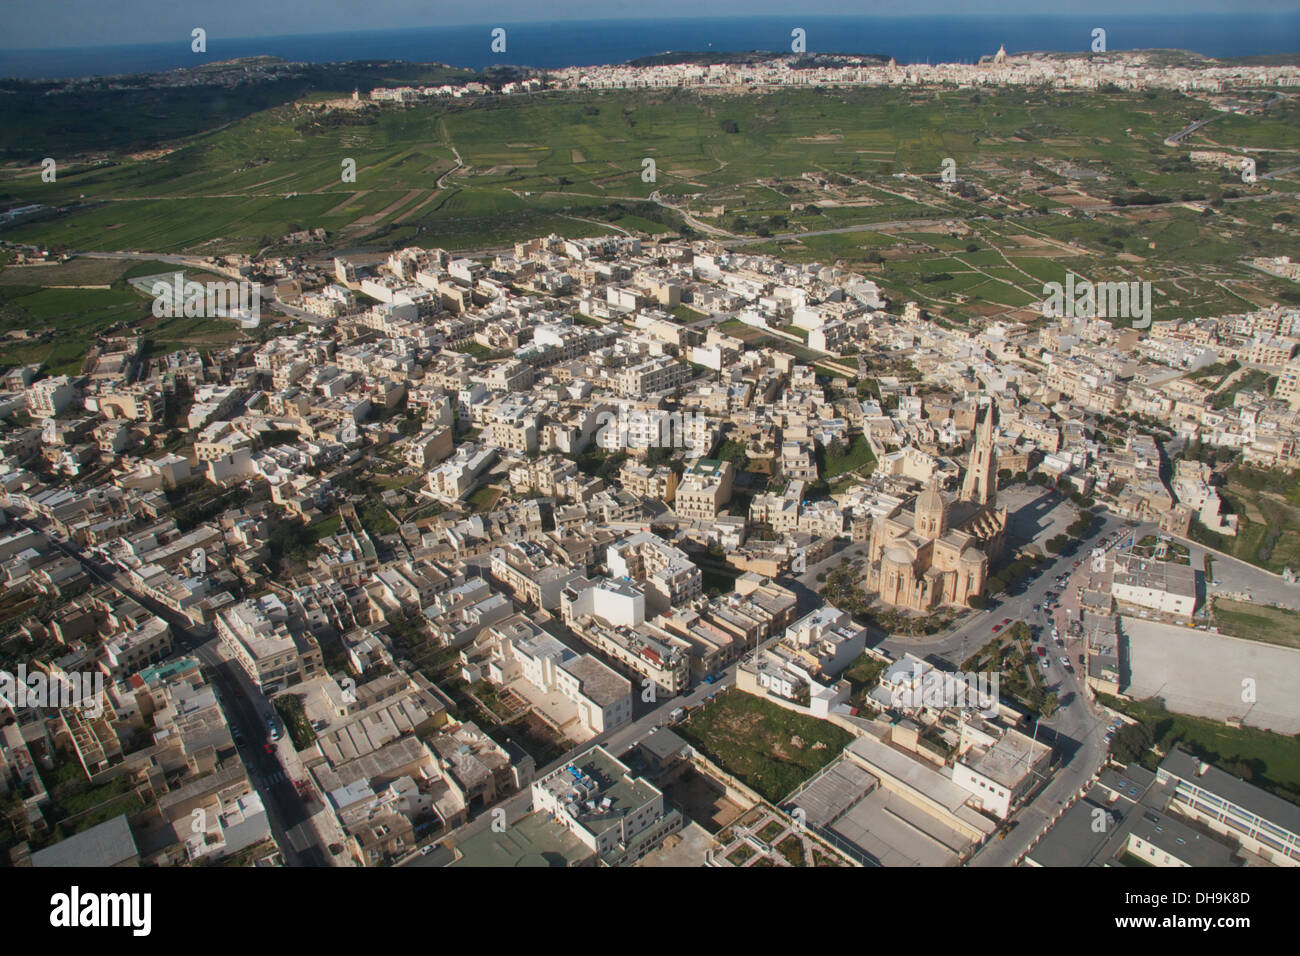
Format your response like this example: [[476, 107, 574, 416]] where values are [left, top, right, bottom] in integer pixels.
[[16, 515, 329, 866]]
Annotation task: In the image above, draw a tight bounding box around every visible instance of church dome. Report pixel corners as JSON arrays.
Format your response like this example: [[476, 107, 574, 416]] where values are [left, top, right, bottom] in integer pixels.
[[884, 544, 912, 567], [917, 482, 945, 517], [914, 479, 948, 538]]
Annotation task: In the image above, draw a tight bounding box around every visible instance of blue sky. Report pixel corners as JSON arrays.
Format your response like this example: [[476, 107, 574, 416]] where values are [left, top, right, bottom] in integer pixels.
[[1, 1, 1292, 50]]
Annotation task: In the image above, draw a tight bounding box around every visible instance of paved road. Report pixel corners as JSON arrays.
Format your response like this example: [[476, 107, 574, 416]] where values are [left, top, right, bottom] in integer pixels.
[[1175, 536, 1300, 611], [722, 216, 956, 247], [400, 610, 790, 866], [839, 488, 1131, 866], [16, 516, 326, 866], [879, 500, 1133, 667]]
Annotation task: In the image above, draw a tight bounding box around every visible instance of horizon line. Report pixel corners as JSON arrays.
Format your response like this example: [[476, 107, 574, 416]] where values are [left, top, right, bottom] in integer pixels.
[[5, 10, 1298, 54]]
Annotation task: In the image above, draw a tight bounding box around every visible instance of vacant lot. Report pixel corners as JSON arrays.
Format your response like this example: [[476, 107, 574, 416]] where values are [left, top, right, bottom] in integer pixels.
[[1123, 616, 1300, 734], [1213, 599, 1300, 650], [820, 434, 876, 481], [677, 690, 853, 803]]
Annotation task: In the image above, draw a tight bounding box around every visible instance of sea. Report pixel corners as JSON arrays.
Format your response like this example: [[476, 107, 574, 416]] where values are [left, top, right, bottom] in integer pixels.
[[1, 14, 1298, 80]]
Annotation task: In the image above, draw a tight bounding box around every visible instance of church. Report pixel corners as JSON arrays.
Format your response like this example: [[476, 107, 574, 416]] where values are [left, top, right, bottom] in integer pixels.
[[864, 405, 1008, 611]]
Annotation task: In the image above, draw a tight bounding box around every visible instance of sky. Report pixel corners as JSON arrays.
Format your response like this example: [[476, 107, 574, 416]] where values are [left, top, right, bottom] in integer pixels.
[[2, 1, 1292, 51]]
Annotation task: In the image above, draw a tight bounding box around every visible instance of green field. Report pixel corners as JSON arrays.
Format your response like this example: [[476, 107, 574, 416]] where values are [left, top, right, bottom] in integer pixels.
[[677, 689, 853, 803], [1188, 465, 1300, 573], [0, 255, 244, 373], [1211, 599, 1300, 650], [819, 434, 876, 480], [1, 85, 1293, 325]]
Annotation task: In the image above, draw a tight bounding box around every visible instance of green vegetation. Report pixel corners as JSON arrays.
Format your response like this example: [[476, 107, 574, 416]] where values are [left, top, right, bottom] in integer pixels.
[[1, 82, 1290, 328], [842, 652, 887, 708], [1100, 694, 1300, 805], [669, 304, 707, 322], [727, 844, 755, 865], [962, 621, 1053, 717], [1212, 369, 1274, 410], [274, 694, 317, 751], [25, 755, 150, 849], [1186, 360, 1241, 385], [1188, 465, 1300, 573], [0, 61, 476, 161], [466, 486, 502, 514], [757, 819, 785, 843], [817, 434, 876, 481], [678, 690, 853, 803], [1211, 599, 1300, 650], [358, 499, 398, 535], [0, 257, 244, 373], [776, 834, 806, 866]]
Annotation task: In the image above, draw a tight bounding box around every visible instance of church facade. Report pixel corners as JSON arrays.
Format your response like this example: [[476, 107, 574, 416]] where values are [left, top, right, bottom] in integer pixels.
[[864, 405, 1008, 611]]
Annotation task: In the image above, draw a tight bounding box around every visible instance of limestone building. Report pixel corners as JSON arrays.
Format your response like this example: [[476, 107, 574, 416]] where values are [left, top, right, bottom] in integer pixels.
[[864, 405, 1008, 610]]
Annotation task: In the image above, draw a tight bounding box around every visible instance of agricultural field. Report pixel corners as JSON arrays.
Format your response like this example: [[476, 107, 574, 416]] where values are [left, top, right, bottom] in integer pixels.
[[0, 85, 1293, 325], [0, 254, 245, 372]]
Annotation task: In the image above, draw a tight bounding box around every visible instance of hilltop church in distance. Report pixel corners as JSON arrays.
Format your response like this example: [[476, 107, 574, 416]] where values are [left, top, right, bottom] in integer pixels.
[[865, 405, 1008, 611]]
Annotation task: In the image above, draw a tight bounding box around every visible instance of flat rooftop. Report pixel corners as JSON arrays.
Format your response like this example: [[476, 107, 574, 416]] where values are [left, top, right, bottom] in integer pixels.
[[540, 747, 658, 830], [1112, 553, 1196, 597], [449, 811, 592, 868], [564, 654, 631, 707], [961, 731, 1048, 790], [1026, 789, 1116, 867]]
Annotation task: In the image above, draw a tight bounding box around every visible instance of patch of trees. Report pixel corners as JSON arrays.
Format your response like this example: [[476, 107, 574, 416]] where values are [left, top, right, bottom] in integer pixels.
[[1112, 191, 1171, 207]]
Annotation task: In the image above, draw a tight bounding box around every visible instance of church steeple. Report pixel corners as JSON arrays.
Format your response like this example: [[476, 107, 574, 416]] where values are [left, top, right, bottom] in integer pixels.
[[961, 404, 998, 507]]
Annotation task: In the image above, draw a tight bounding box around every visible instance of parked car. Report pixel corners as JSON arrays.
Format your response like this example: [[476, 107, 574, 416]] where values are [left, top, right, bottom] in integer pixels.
[[1036, 646, 1047, 658], [992, 624, 1002, 633]]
